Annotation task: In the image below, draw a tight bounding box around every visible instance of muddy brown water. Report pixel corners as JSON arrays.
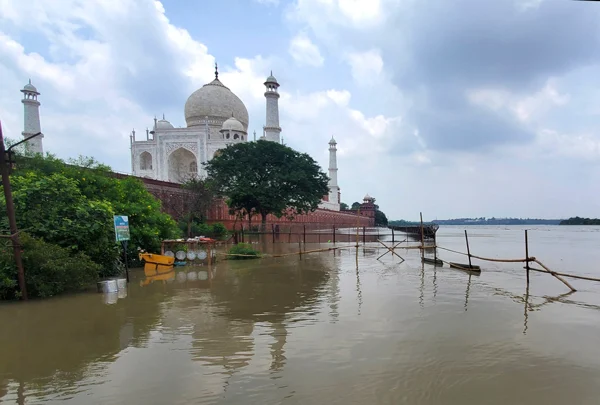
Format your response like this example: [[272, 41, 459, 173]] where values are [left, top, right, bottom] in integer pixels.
[[1, 226, 600, 404]]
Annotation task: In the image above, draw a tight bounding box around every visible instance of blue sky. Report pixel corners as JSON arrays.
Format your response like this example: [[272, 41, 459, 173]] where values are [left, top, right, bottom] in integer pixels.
[[1, 0, 600, 220]]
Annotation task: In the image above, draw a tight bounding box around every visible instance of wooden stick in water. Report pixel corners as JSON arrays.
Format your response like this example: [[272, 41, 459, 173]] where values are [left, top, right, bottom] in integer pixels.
[[464, 230, 472, 269], [532, 259, 577, 292], [420, 212, 425, 260], [525, 230, 530, 287]]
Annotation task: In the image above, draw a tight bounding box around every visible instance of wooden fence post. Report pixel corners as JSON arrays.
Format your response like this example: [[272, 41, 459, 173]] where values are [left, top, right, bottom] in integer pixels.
[[392, 228, 395, 243], [303, 225, 306, 244], [333, 225, 336, 244], [464, 230, 472, 269], [362, 227, 366, 245], [420, 212, 424, 260], [525, 229, 530, 287]]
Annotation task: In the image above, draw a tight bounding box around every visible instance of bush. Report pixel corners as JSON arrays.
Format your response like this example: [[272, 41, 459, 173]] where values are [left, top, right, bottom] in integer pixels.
[[0, 234, 100, 299], [5, 154, 180, 276], [228, 243, 261, 260], [177, 220, 229, 239]]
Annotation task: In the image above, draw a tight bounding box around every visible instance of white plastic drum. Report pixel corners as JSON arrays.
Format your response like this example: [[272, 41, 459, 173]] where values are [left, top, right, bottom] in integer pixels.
[[175, 250, 186, 261], [197, 250, 207, 260], [164, 250, 174, 258], [186, 251, 197, 260]]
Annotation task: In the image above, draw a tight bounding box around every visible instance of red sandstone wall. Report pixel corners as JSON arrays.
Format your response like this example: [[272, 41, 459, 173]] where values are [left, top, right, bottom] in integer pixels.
[[114, 173, 374, 229], [205, 199, 373, 231]]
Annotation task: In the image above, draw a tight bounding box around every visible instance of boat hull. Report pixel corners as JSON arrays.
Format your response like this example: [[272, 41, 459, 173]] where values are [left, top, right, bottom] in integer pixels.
[[139, 252, 175, 275], [449, 262, 481, 272], [422, 257, 444, 266]]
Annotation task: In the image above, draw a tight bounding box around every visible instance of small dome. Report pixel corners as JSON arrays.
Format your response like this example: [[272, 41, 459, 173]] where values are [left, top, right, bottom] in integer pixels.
[[364, 194, 373, 201], [265, 71, 279, 85], [22, 79, 39, 93], [329, 136, 337, 145], [156, 119, 174, 130], [221, 116, 245, 132]]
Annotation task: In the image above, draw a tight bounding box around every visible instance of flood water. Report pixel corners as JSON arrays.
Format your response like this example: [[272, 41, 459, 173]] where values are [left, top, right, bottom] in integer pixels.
[[1, 225, 600, 404]]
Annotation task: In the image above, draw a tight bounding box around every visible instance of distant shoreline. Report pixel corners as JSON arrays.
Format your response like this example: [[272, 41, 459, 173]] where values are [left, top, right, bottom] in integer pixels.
[[559, 217, 600, 226], [389, 219, 563, 226]]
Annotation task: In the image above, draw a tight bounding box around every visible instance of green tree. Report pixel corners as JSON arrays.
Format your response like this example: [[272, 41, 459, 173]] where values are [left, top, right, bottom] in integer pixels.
[[340, 202, 349, 211], [176, 178, 216, 237], [351, 201, 361, 210], [6, 172, 118, 275], [7, 153, 179, 272], [375, 209, 388, 227], [205, 140, 330, 229]]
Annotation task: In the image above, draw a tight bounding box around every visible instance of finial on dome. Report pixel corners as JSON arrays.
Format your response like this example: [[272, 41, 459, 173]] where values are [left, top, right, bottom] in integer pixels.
[[215, 62, 219, 79], [162, 113, 165, 120], [28, 78, 31, 85]]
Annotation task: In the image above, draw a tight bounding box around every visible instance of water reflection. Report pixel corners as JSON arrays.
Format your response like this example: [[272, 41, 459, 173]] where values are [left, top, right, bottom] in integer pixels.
[[1, 230, 600, 404]]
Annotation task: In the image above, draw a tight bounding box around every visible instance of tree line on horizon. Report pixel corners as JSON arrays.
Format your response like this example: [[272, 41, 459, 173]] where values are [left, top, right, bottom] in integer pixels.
[[389, 217, 564, 226]]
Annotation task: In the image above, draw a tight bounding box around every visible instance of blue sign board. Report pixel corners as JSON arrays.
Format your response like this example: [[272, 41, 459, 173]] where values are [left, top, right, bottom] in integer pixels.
[[114, 215, 130, 242]]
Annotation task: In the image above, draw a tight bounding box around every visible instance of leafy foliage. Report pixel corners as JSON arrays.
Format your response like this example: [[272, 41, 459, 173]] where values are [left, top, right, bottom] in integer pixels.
[[0, 234, 100, 299], [177, 178, 216, 237], [205, 140, 330, 227], [2, 153, 179, 280], [340, 202, 349, 211], [176, 220, 228, 239], [228, 243, 261, 260], [375, 209, 388, 227]]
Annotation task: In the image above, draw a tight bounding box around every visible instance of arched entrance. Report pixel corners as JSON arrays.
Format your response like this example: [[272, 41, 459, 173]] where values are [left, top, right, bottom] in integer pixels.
[[168, 148, 197, 183]]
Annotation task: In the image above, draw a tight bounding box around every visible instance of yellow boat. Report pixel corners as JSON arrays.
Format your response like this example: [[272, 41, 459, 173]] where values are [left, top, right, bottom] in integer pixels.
[[139, 252, 175, 274]]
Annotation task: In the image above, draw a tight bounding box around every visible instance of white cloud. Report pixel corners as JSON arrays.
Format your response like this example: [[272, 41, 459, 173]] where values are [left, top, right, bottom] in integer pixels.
[[345, 49, 384, 85], [289, 0, 389, 31], [288, 32, 324, 67], [467, 80, 570, 124], [326, 89, 351, 106]]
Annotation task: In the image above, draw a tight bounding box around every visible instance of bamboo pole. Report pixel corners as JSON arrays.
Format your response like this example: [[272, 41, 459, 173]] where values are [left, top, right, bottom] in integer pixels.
[[523, 266, 600, 283], [531, 259, 577, 292], [271, 245, 351, 258], [433, 232, 438, 263], [464, 230, 472, 269], [525, 230, 530, 287], [420, 212, 425, 260]]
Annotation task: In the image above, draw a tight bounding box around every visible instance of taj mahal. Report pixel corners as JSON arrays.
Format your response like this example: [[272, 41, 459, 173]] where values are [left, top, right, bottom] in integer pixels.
[[127, 65, 342, 211], [17, 66, 360, 217]]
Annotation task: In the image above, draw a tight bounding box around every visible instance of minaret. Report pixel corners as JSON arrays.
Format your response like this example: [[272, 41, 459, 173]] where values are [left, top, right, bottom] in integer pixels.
[[263, 72, 281, 143], [328, 136, 340, 207], [21, 79, 44, 155]]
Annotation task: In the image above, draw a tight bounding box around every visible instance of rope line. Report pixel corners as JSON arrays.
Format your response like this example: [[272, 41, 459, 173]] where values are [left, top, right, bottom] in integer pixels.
[[436, 246, 531, 263]]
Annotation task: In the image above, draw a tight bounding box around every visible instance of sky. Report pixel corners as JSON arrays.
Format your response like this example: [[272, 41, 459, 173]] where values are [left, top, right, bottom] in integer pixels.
[[1, 0, 599, 221]]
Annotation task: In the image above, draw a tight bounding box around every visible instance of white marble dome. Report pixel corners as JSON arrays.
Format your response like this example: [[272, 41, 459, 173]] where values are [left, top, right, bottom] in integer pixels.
[[155, 118, 174, 130], [184, 78, 249, 130], [221, 116, 245, 133]]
